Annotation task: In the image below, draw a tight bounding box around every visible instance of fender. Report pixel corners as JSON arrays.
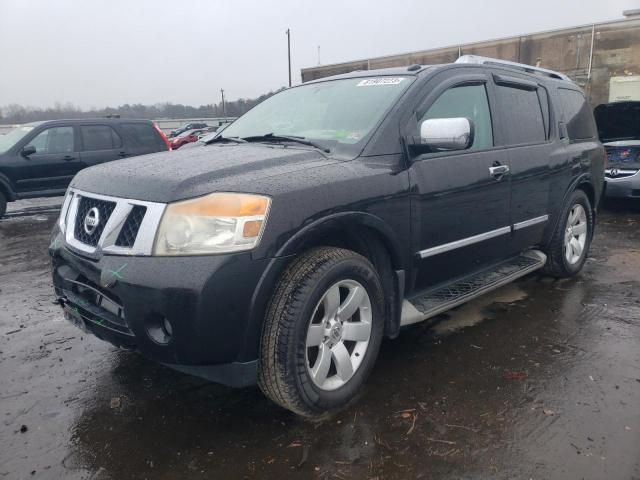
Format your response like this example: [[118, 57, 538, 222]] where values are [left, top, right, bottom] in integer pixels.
[[274, 211, 406, 270], [0, 173, 16, 201], [544, 172, 598, 247], [238, 212, 408, 360]]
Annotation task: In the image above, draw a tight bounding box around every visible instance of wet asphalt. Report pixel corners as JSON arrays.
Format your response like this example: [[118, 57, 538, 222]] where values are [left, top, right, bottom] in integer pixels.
[[0, 197, 639, 480]]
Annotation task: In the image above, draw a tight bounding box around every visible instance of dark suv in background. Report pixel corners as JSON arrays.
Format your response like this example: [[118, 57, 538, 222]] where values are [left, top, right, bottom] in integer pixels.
[[50, 56, 604, 417], [0, 118, 170, 217]]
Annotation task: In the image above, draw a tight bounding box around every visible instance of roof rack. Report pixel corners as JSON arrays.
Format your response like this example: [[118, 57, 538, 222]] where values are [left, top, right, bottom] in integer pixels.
[[455, 55, 572, 82]]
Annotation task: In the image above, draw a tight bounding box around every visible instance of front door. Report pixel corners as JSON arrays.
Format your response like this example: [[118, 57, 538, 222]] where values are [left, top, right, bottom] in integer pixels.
[[407, 75, 512, 291], [18, 125, 83, 194]]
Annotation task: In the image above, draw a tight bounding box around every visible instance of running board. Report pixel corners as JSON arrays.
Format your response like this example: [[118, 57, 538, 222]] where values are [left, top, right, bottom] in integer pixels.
[[400, 250, 547, 326]]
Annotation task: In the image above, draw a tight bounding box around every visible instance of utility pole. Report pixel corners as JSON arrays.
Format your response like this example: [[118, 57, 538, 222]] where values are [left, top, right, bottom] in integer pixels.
[[317, 45, 321, 66], [220, 89, 226, 121], [286, 28, 292, 87]]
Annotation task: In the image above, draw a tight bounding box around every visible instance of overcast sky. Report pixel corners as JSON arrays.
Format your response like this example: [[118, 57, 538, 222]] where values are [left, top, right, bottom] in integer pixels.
[[0, 0, 637, 109]]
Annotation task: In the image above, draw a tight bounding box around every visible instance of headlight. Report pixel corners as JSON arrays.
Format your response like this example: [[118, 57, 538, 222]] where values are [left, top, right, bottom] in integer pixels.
[[153, 192, 271, 255]]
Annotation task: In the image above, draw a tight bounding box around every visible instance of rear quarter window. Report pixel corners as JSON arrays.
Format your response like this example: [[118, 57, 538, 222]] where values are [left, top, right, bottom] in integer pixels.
[[557, 88, 597, 141], [80, 125, 122, 151], [120, 123, 164, 151]]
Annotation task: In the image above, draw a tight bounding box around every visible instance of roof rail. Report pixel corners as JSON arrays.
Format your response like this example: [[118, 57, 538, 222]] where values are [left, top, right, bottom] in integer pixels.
[[455, 55, 572, 82]]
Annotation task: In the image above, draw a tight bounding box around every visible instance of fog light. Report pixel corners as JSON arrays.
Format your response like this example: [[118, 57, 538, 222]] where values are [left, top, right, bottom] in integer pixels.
[[146, 314, 173, 345]]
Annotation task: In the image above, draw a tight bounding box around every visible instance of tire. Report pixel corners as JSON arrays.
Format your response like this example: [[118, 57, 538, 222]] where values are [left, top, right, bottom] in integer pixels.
[[0, 191, 6, 218], [258, 247, 385, 417], [544, 189, 593, 278]]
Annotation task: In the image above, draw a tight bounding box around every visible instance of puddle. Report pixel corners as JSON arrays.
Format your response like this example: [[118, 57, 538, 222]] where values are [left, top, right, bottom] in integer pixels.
[[432, 283, 528, 335]]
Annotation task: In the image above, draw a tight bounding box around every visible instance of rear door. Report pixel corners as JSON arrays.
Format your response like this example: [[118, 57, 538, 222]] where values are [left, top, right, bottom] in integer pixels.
[[19, 125, 82, 193], [491, 74, 553, 254], [79, 124, 126, 166], [407, 72, 512, 291], [119, 122, 167, 157]]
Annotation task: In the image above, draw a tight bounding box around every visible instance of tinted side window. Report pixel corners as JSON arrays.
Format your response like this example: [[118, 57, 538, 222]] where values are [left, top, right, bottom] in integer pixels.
[[557, 89, 596, 140], [120, 123, 163, 150], [28, 127, 74, 154], [496, 85, 546, 145], [80, 125, 122, 151], [420, 84, 493, 151]]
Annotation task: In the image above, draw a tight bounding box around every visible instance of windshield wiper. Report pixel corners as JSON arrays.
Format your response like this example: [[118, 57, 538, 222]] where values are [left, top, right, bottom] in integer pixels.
[[242, 133, 330, 153], [204, 135, 247, 145]]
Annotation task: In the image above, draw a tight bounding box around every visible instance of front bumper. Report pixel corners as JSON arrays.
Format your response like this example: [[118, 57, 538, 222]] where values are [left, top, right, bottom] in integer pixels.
[[604, 169, 640, 198], [49, 228, 290, 387]]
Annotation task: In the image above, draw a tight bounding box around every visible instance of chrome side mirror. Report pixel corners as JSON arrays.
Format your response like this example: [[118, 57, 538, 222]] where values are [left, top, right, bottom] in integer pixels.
[[420, 117, 474, 151]]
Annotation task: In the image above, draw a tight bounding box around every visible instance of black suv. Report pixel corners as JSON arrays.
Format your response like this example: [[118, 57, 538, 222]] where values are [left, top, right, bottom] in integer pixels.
[[0, 118, 170, 217], [49, 56, 604, 417]]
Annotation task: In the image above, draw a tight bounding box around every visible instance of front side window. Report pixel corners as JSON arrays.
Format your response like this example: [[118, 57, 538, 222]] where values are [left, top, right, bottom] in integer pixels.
[[419, 84, 494, 151], [80, 125, 122, 151], [496, 85, 546, 145], [222, 76, 413, 147], [28, 127, 74, 154]]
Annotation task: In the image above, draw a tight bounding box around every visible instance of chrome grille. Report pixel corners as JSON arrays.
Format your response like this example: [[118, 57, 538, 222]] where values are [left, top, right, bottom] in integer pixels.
[[115, 205, 147, 248], [74, 197, 116, 247], [62, 189, 166, 256]]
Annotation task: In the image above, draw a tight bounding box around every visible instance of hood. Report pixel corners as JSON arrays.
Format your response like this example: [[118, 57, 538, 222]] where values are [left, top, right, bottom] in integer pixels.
[[594, 101, 640, 143], [71, 143, 337, 203]]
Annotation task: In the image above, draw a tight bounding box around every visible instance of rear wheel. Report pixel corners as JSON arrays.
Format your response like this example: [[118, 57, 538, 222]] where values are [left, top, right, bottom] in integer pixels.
[[258, 247, 384, 417], [544, 189, 593, 278], [0, 191, 6, 218]]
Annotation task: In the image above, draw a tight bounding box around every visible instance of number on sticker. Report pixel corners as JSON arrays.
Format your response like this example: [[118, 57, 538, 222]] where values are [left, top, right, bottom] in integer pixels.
[[356, 78, 405, 87]]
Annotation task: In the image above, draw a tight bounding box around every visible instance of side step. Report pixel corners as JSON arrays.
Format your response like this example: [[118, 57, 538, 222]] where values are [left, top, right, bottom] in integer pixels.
[[400, 250, 547, 326]]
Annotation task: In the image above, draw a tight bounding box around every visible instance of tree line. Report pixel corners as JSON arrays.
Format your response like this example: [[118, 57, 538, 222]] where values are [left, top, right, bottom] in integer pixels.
[[0, 90, 282, 124]]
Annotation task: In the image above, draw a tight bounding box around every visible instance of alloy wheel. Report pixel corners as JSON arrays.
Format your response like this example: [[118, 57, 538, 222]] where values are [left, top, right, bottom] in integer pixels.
[[305, 279, 372, 391], [564, 204, 588, 265]]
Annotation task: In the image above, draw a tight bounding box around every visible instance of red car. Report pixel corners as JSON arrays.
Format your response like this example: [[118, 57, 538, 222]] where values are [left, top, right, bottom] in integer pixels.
[[170, 128, 208, 149]]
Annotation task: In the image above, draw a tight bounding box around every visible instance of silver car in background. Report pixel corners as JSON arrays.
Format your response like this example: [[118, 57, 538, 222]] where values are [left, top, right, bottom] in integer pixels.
[[594, 101, 640, 199]]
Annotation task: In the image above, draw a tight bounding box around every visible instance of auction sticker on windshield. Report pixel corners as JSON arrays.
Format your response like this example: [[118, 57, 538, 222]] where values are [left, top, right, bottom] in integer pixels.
[[356, 77, 405, 87]]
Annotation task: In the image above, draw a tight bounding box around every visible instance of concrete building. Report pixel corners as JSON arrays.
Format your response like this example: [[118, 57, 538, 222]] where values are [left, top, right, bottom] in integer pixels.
[[301, 17, 640, 107]]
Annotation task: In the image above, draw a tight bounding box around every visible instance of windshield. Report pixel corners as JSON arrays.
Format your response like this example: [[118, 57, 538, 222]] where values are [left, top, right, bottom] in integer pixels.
[[594, 102, 640, 142], [221, 76, 412, 148], [0, 126, 35, 154]]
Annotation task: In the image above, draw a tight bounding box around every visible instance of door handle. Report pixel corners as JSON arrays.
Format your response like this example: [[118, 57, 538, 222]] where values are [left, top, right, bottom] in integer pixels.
[[63, 155, 75, 161], [119, 151, 128, 158], [489, 165, 510, 178]]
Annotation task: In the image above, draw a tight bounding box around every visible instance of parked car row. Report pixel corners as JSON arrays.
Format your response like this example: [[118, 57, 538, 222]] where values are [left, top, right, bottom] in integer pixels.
[[170, 126, 219, 149], [168, 122, 209, 138]]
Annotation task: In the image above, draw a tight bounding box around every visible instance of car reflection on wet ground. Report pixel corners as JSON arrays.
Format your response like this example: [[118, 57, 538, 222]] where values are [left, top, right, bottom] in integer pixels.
[[1, 198, 639, 479]]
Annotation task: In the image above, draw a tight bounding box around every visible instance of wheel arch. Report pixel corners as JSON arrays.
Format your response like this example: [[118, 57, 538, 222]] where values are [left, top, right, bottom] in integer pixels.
[[0, 173, 16, 202], [239, 213, 407, 361], [544, 173, 597, 248], [275, 212, 407, 339]]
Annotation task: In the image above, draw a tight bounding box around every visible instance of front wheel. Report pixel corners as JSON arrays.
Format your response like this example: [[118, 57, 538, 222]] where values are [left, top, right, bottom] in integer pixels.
[[258, 247, 384, 417], [544, 189, 593, 278]]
